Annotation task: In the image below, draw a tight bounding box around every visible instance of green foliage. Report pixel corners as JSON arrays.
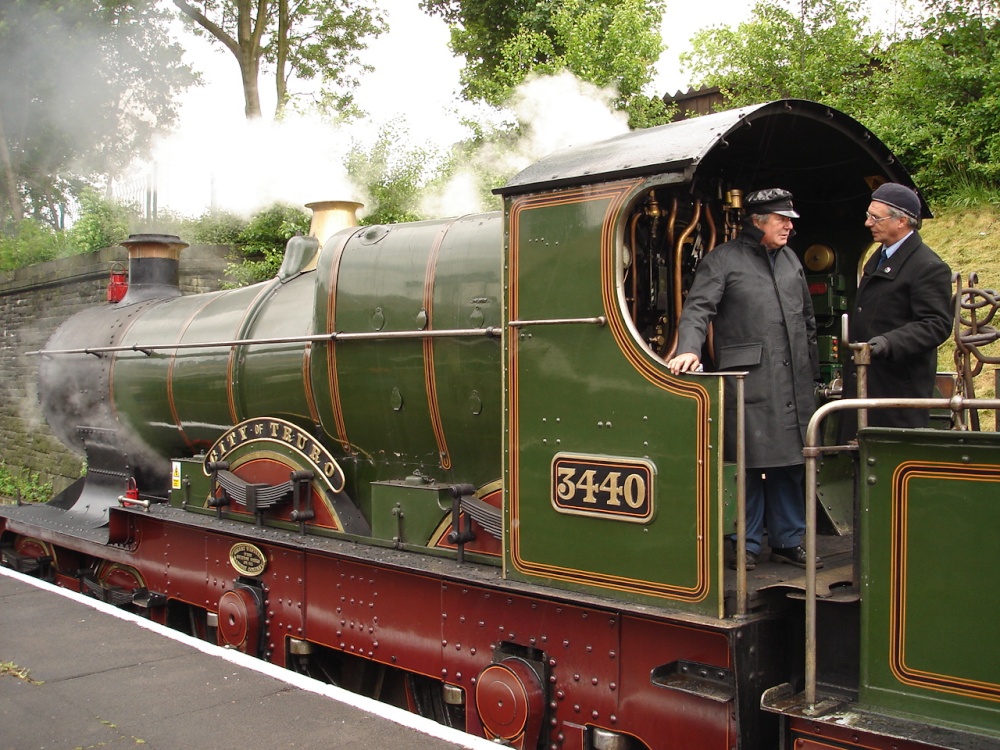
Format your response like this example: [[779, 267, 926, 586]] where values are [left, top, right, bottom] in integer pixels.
[[185, 210, 247, 246], [682, 0, 883, 112], [0, 0, 196, 228], [422, 0, 670, 128], [0, 189, 141, 271], [0, 219, 70, 271], [678, 0, 1000, 204], [223, 203, 310, 286], [0, 462, 53, 504], [863, 0, 1000, 201], [421, 0, 538, 98], [66, 188, 133, 254], [345, 121, 448, 225]]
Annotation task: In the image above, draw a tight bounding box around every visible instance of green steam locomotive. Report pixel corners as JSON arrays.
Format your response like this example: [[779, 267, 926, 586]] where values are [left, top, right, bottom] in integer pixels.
[[2, 99, 997, 749]]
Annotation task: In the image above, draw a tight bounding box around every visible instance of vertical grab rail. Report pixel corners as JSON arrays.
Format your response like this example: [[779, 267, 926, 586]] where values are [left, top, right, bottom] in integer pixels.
[[734, 374, 749, 615], [673, 370, 749, 613]]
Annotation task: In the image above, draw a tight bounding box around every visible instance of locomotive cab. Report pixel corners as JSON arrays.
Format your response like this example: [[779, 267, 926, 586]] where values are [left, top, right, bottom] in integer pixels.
[[496, 99, 916, 615]]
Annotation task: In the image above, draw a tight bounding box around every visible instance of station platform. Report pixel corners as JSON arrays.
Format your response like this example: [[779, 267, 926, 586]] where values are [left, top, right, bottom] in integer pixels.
[[0, 568, 496, 750]]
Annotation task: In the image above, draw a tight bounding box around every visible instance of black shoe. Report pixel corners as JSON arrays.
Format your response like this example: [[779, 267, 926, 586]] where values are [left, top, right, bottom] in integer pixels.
[[770, 545, 824, 569], [728, 551, 758, 571]]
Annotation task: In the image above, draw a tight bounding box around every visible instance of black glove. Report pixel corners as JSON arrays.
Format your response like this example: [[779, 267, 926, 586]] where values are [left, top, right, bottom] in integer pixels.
[[868, 336, 890, 360]]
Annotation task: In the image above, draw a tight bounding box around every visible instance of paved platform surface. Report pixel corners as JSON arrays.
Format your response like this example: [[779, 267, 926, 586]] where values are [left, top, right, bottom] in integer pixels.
[[0, 568, 495, 750]]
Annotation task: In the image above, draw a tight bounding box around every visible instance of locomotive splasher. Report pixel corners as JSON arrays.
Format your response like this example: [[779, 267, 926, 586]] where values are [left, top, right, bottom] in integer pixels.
[[4, 99, 999, 750]]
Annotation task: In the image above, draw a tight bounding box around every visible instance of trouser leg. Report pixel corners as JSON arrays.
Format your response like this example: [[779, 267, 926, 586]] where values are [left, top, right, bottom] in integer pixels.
[[763, 464, 806, 549], [738, 469, 766, 555]]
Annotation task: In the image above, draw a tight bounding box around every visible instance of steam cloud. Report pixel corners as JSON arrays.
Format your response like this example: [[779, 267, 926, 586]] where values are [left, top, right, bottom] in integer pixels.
[[135, 70, 630, 223]]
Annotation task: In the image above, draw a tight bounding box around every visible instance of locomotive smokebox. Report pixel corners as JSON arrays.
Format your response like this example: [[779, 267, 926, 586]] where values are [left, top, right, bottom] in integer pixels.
[[117, 233, 189, 305]]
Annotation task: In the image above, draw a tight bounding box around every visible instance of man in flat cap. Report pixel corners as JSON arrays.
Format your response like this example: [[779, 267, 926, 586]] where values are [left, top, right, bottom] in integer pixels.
[[667, 189, 821, 570], [845, 182, 952, 429]]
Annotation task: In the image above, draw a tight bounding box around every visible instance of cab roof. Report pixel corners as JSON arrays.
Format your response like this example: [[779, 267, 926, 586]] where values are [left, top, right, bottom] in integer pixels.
[[496, 99, 929, 218]]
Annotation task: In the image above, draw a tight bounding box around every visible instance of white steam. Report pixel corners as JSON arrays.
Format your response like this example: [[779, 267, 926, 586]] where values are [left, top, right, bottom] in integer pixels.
[[506, 71, 630, 168], [419, 71, 631, 217], [136, 70, 630, 222], [148, 115, 361, 218]]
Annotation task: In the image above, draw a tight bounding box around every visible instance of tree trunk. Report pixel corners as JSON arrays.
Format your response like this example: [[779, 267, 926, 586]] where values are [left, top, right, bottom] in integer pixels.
[[275, 0, 289, 117], [173, 0, 267, 120], [236, 0, 266, 119], [0, 106, 24, 223], [240, 51, 263, 119]]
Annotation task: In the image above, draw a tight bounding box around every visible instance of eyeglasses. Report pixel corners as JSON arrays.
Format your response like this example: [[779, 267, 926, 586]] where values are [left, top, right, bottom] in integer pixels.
[[865, 211, 893, 223]]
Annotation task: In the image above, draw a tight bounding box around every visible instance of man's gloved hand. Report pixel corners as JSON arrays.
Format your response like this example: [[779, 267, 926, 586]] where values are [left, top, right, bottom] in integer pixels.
[[868, 336, 890, 360]]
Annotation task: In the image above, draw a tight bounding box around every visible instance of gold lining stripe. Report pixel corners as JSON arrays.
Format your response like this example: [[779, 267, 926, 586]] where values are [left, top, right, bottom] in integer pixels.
[[324, 231, 355, 453], [226, 282, 278, 425], [506, 184, 713, 602], [302, 341, 321, 425], [422, 219, 459, 470], [889, 461, 1000, 702]]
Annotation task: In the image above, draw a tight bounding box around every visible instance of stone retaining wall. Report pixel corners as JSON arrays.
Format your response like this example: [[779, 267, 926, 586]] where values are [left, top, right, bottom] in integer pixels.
[[0, 245, 231, 494]]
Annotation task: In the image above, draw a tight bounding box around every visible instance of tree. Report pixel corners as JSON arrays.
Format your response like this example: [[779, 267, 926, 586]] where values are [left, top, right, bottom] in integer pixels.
[[421, 0, 670, 128], [344, 121, 447, 225], [223, 202, 310, 285], [0, 0, 196, 230], [172, 0, 386, 119], [865, 0, 1000, 200], [681, 0, 884, 113]]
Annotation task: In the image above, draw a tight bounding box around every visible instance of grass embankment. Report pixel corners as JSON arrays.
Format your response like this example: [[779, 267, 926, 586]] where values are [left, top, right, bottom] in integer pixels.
[[922, 205, 1000, 423]]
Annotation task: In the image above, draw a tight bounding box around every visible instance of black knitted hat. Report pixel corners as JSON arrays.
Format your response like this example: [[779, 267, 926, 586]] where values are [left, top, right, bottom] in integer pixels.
[[871, 183, 920, 219]]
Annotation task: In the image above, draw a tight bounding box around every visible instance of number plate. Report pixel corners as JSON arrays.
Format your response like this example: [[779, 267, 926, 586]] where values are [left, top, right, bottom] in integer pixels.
[[550, 453, 655, 523]]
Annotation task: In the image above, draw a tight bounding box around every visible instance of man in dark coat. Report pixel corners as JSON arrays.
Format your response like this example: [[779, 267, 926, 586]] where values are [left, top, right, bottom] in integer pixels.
[[667, 189, 821, 570], [845, 183, 952, 429]]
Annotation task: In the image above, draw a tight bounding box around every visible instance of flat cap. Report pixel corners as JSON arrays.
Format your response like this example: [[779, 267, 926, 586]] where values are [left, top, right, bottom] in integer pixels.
[[745, 188, 799, 218]]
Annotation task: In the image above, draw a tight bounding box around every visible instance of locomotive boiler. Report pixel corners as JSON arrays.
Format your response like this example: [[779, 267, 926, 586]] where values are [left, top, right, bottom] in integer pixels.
[[2, 99, 998, 750]]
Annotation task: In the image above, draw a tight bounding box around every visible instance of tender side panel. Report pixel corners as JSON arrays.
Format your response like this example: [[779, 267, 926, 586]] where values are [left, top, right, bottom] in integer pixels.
[[860, 430, 1000, 737]]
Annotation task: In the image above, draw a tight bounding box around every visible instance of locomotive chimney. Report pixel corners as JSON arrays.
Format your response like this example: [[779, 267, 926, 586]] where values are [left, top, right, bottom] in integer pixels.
[[118, 234, 189, 305], [306, 200, 363, 245]]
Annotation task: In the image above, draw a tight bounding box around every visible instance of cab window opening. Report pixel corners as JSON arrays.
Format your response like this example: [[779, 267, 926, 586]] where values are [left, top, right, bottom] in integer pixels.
[[620, 186, 746, 362]]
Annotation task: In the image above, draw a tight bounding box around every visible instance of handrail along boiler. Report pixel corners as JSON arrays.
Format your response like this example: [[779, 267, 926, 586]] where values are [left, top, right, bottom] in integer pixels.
[[2, 100, 998, 750]]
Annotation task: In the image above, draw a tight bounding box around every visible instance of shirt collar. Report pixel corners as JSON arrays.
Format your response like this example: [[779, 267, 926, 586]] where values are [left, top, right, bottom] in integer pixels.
[[883, 230, 914, 258]]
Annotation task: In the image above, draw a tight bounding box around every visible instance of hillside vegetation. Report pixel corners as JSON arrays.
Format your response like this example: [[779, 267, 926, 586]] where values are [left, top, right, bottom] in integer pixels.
[[922, 205, 1000, 412]]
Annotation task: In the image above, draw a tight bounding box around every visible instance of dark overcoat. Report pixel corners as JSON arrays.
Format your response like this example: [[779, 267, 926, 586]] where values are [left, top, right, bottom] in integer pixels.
[[675, 225, 820, 468], [845, 230, 952, 428]]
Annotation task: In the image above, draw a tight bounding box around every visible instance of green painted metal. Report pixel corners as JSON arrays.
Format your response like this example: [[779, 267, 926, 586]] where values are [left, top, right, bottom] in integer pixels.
[[309, 215, 504, 519], [168, 457, 212, 509], [503, 183, 726, 616], [859, 429, 1000, 737], [370, 480, 452, 544], [111, 216, 503, 532]]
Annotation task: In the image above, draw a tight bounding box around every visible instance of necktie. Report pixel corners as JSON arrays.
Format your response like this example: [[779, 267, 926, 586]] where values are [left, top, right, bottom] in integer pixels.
[[876, 248, 888, 271]]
